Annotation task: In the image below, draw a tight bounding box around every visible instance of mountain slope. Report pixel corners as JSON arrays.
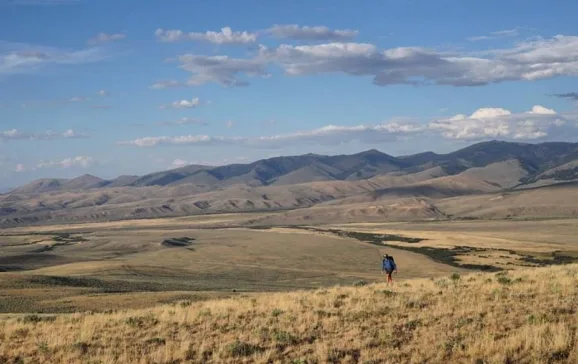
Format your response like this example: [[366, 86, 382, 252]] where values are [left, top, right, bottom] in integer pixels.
[[61, 174, 105, 190], [10, 178, 70, 194], [7, 141, 578, 226]]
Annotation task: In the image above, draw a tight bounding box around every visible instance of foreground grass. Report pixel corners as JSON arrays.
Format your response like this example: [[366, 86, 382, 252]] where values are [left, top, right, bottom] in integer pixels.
[[1, 265, 577, 363]]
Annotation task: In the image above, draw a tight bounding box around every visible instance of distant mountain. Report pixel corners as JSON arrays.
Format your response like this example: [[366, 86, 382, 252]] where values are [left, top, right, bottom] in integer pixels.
[[11, 178, 70, 194], [7, 140, 578, 226], [12, 141, 578, 194], [62, 174, 105, 191], [104, 175, 140, 188]]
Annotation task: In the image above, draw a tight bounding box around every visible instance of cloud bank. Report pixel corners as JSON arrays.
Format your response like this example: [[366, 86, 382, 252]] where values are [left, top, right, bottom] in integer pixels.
[[155, 34, 578, 88], [1, 129, 88, 142], [120, 105, 576, 148]]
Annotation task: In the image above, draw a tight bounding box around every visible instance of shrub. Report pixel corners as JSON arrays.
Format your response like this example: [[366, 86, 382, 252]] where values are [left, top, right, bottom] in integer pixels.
[[22, 315, 56, 324], [37, 342, 49, 354], [145, 337, 166, 346], [354, 280, 368, 287], [376, 289, 396, 297], [271, 309, 284, 318], [179, 300, 192, 308], [226, 341, 262, 357], [72, 342, 90, 355], [435, 279, 449, 288], [450, 273, 461, 282], [125, 315, 159, 328], [497, 276, 512, 285], [273, 330, 299, 346], [198, 309, 212, 318], [10, 328, 29, 340]]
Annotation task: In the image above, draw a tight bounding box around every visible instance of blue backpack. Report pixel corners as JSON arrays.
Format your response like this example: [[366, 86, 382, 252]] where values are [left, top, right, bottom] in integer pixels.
[[383, 257, 395, 272]]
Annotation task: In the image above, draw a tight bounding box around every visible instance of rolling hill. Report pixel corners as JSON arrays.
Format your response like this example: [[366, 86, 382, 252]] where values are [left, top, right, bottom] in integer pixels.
[[5, 140, 578, 226]]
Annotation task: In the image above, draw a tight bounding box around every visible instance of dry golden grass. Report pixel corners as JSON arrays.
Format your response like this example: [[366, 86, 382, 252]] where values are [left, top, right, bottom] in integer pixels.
[[1, 264, 577, 363]]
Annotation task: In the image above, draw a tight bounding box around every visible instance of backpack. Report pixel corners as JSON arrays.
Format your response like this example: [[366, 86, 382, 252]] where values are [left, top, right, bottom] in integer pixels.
[[383, 257, 394, 272]]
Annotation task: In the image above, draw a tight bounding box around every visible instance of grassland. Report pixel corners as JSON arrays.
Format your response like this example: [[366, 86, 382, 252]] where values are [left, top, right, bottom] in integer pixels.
[[2, 214, 578, 314], [0, 264, 577, 363]]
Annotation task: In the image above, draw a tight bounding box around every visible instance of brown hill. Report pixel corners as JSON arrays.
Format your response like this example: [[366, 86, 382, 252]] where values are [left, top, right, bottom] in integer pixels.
[[6, 141, 578, 226]]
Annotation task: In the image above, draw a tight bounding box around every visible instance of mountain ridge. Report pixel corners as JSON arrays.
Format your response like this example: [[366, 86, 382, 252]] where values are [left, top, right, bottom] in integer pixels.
[[5, 140, 578, 226], [14, 140, 578, 194]]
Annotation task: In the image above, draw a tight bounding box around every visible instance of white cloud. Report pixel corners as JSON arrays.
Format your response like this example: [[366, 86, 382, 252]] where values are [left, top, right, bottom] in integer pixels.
[[262, 35, 578, 86], [528, 105, 556, 115], [87, 32, 126, 46], [267, 25, 359, 41], [97, 90, 109, 97], [37, 156, 96, 169], [155, 27, 257, 44], [0, 129, 88, 142], [174, 54, 269, 87], [154, 33, 578, 88], [149, 80, 184, 89], [68, 96, 88, 103], [158, 117, 207, 126], [429, 105, 569, 140], [120, 105, 578, 148], [171, 159, 189, 168], [159, 97, 201, 109], [119, 122, 425, 148], [226, 121, 235, 128], [467, 28, 520, 41], [0, 41, 105, 75], [14, 156, 96, 172]]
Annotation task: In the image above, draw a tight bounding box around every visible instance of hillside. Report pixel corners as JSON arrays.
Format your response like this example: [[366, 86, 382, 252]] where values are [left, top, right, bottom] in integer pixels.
[[17, 140, 578, 194], [0, 264, 576, 363], [6, 140, 578, 226]]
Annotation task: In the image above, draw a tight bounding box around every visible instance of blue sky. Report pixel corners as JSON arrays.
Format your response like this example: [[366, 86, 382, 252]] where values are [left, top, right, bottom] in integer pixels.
[[1, 0, 578, 187]]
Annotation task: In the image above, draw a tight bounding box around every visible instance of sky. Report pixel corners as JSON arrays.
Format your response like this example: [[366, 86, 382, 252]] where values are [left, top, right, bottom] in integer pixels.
[[1, 0, 578, 188]]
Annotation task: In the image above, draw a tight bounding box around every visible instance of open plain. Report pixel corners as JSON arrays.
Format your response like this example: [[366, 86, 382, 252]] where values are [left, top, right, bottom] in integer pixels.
[[2, 213, 578, 315]]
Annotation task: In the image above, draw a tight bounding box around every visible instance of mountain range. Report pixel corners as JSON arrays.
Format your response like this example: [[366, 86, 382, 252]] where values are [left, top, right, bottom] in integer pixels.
[[4, 140, 578, 226]]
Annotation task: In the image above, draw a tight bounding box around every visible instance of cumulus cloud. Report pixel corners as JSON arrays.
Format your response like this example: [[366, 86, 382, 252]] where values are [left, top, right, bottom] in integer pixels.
[[429, 105, 567, 140], [120, 105, 578, 148], [552, 92, 578, 101], [267, 24, 359, 41], [171, 159, 189, 168], [174, 54, 269, 87], [257, 35, 578, 87], [226, 121, 235, 128], [467, 28, 520, 42], [87, 32, 126, 46], [158, 117, 207, 126], [97, 90, 109, 97], [156, 31, 578, 88], [155, 27, 257, 44], [159, 97, 201, 109], [0, 41, 105, 75], [0, 129, 88, 142]]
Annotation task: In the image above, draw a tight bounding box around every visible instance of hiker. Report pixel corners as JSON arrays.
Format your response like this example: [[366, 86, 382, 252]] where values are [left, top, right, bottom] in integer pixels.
[[382, 254, 397, 284]]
